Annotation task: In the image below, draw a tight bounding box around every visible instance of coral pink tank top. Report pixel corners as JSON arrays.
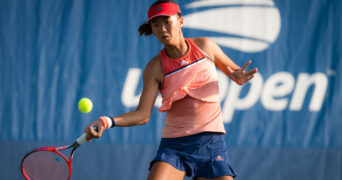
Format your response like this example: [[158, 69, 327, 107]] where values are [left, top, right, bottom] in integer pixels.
[[159, 38, 226, 138]]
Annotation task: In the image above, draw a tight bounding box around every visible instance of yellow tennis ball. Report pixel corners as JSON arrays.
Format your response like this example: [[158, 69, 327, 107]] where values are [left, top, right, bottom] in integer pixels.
[[78, 98, 93, 113]]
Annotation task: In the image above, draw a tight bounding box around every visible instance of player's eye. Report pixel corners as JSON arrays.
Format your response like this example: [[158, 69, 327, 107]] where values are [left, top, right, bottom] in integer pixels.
[[151, 23, 159, 28]]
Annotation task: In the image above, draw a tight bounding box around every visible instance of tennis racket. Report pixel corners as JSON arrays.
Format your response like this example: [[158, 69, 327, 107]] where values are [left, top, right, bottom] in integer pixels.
[[20, 126, 98, 180]]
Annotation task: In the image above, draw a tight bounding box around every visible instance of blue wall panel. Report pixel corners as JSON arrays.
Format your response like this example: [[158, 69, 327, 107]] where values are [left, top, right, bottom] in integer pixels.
[[0, 0, 341, 179]]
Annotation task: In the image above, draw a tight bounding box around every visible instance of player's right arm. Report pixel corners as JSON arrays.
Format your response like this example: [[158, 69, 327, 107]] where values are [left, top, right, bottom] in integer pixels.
[[112, 56, 163, 127], [84, 56, 163, 141]]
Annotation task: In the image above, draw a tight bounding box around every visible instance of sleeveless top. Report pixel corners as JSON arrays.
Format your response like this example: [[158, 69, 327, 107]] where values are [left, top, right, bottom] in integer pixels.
[[158, 38, 226, 138]]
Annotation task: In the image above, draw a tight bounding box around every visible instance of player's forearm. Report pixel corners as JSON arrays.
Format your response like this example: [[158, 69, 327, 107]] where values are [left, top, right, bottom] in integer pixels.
[[112, 110, 150, 127]]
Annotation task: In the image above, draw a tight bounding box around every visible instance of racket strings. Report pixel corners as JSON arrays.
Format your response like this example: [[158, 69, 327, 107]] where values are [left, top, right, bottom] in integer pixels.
[[23, 168, 38, 180], [22, 151, 69, 180]]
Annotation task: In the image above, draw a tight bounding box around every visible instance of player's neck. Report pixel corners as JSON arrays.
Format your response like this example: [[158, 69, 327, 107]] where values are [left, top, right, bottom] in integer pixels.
[[164, 36, 188, 59]]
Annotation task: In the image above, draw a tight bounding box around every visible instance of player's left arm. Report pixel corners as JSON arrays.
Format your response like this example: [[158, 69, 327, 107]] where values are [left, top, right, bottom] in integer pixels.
[[194, 37, 258, 85]]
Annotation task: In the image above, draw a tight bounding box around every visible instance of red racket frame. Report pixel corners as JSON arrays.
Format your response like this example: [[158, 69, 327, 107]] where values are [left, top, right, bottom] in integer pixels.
[[20, 145, 77, 180]]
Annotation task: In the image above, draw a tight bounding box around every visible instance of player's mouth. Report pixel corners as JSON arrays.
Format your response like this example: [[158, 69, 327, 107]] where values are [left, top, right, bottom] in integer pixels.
[[162, 35, 170, 40]]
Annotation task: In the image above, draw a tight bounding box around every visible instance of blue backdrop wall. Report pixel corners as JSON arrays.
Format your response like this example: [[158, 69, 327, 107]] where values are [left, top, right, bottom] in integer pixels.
[[0, 0, 341, 179]]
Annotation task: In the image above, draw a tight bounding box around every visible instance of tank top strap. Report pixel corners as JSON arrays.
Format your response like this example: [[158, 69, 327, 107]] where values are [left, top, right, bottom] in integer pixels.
[[186, 38, 215, 62], [159, 38, 215, 75]]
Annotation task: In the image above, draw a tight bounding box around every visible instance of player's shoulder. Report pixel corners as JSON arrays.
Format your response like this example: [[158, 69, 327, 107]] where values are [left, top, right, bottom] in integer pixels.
[[146, 54, 162, 70], [143, 54, 163, 82], [190, 37, 216, 50]]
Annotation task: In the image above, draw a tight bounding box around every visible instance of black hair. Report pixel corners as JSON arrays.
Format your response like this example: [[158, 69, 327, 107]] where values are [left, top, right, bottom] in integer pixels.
[[138, 0, 180, 36]]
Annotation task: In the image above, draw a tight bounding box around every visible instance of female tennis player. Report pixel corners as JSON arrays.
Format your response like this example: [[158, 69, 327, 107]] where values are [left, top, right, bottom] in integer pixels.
[[84, 0, 257, 179]]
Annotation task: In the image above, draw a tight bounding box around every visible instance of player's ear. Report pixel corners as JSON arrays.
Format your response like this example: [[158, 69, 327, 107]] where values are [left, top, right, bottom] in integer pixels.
[[179, 17, 184, 28]]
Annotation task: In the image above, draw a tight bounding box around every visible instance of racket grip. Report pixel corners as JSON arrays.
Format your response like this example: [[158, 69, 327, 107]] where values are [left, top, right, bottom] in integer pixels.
[[76, 133, 87, 146], [76, 125, 98, 146]]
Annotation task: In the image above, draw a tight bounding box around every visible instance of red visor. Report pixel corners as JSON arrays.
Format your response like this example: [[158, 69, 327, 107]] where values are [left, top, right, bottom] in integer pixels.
[[147, 3, 181, 22]]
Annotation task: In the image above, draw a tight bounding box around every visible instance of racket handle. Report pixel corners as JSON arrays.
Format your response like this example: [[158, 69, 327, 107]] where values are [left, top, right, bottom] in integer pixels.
[[76, 125, 98, 146], [76, 133, 87, 146]]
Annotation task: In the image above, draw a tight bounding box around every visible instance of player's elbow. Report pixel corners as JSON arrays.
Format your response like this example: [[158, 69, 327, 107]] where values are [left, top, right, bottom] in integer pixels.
[[137, 111, 150, 125], [139, 115, 150, 125], [141, 118, 150, 125]]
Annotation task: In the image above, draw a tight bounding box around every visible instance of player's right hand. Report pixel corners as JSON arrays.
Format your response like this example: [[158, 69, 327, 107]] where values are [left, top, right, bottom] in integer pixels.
[[84, 118, 105, 142]]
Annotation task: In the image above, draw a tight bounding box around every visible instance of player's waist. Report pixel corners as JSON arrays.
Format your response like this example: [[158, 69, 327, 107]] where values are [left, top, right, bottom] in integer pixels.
[[162, 96, 225, 138]]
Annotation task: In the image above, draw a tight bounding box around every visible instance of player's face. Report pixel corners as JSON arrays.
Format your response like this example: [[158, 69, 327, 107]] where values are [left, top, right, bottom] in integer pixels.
[[150, 15, 183, 45]]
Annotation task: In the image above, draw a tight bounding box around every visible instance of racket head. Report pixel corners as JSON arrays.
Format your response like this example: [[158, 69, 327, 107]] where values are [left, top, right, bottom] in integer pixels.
[[21, 147, 73, 180]]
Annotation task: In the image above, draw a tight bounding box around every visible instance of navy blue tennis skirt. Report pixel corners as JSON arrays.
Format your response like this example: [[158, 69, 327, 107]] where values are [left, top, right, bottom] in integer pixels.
[[149, 132, 237, 178]]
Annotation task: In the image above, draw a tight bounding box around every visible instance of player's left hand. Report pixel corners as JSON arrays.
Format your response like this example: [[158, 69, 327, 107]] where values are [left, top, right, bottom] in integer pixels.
[[228, 60, 258, 85]]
